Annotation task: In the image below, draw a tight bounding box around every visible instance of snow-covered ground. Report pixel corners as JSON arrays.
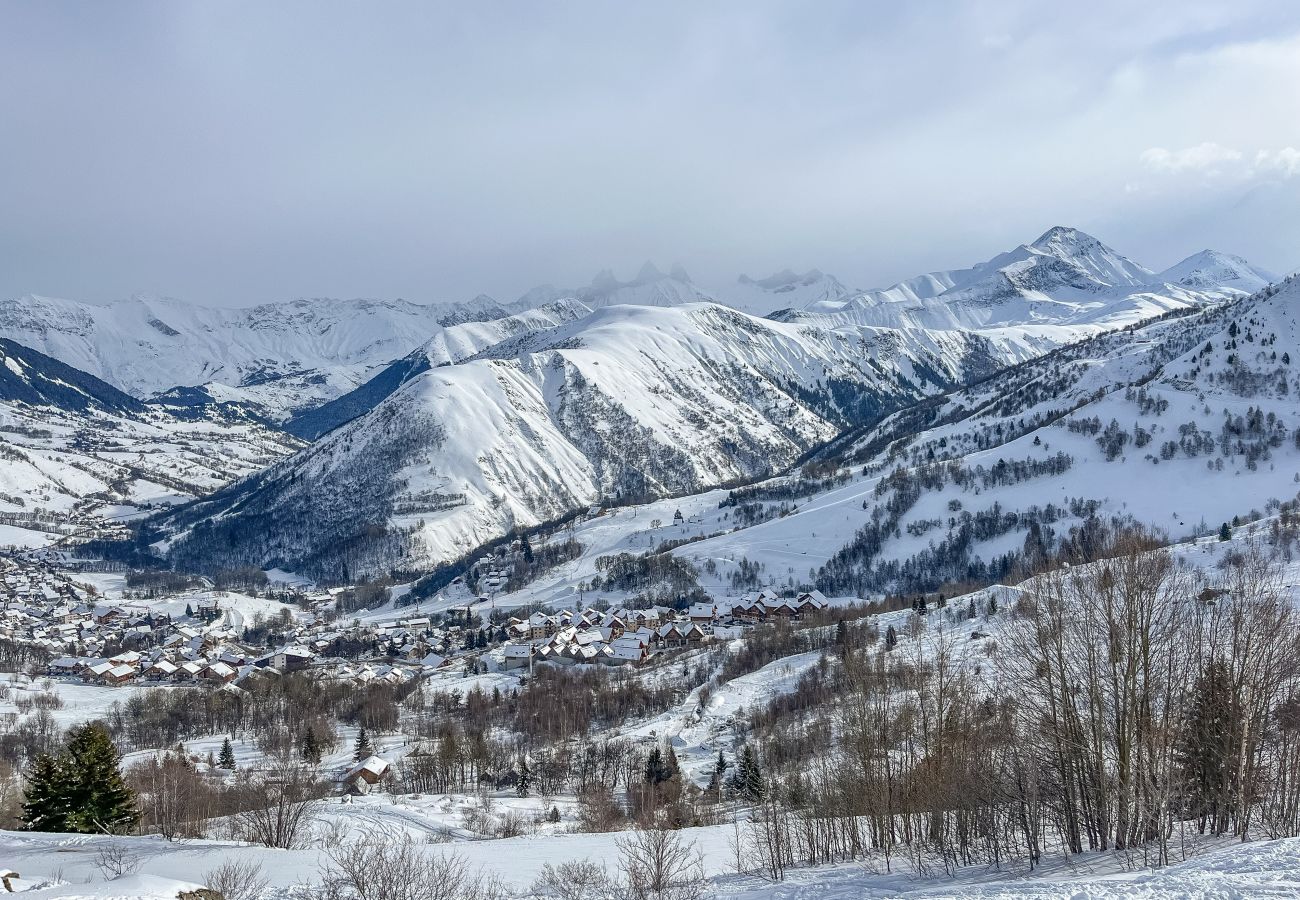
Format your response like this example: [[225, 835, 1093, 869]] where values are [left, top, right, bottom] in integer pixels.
[[1, 825, 1297, 898]]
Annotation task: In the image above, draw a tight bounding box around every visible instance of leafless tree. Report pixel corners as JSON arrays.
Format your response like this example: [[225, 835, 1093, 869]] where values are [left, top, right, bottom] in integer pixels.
[[203, 858, 270, 900], [617, 823, 707, 900], [316, 828, 509, 900], [530, 859, 622, 900], [233, 753, 326, 849]]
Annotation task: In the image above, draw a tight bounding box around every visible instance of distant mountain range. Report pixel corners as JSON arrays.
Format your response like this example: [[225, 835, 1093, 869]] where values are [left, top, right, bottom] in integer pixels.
[[0, 226, 1282, 579]]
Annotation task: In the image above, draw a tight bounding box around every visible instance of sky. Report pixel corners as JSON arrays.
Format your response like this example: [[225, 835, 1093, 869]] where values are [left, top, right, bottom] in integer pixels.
[[1, 0, 1298, 307]]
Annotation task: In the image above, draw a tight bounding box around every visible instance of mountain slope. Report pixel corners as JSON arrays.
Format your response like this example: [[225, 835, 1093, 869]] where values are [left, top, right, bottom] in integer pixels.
[[284, 299, 592, 440], [0, 338, 145, 415], [786, 227, 1272, 337], [0, 294, 518, 418], [660, 275, 1300, 599], [157, 303, 1008, 580], [0, 341, 302, 540]]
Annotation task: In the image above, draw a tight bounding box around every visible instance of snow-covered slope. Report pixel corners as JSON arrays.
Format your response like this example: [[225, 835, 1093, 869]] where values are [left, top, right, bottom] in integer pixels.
[[158, 303, 1007, 580], [285, 299, 592, 439], [786, 227, 1274, 338], [0, 338, 144, 416], [661, 275, 1300, 599], [0, 294, 523, 419], [0, 339, 302, 543], [727, 269, 855, 315]]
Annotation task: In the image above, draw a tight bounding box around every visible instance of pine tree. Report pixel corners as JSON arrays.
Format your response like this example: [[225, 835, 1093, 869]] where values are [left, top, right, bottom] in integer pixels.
[[715, 750, 728, 779], [353, 727, 374, 762], [20, 752, 70, 832], [885, 625, 898, 649], [644, 747, 664, 785], [521, 534, 534, 564], [1219, 522, 1233, 541], [218, 737, 236, 770], [517, 758, 531, 797], [731, 745, 766, 801], [300, 729, 321, 765], [835, 620, 848, 646], [23, 724, 139, 834], [663, 744, 680, 782]]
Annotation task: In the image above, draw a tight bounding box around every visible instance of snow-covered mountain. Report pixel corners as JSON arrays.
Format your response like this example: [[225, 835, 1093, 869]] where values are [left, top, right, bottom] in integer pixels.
[[784, 226, 1275, 335], [0, 294, 520, 420], [654, 274, 1300, 600], [0, 339, 301, 541], [158, 302, 1011, 580], [0, 227, 1270, 427], [0, 338, 145, 416], [285, 299, 592, 439]]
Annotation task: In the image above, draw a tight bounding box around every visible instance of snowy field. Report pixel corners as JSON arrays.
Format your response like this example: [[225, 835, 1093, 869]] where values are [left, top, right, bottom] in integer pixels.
[[1, 826, 1297, 898]]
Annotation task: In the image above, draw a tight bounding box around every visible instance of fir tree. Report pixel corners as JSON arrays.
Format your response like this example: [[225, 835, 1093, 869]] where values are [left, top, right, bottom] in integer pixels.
[[300, 729, 321, 765], [521, 534, 534, 564], [353, 727, 374, 762], [517, 758, 531, 797], [23, 723, 139, 834], [663, 744, 680, 782], [731, 745, 766, 801], [218, 737, 236, 770], [885, 625, 898, 649], [644, 747, 665, 785], [1219, 522, 1233, 541], [20, 752, 70, 832]]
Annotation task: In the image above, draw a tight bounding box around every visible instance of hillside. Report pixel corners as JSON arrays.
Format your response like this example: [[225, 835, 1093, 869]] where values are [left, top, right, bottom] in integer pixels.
[[0, 339, 302, 546], [157, 303, 1008, 580]]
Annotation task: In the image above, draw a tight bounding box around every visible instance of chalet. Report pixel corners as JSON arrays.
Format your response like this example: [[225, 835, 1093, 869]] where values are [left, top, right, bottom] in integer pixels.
[[102, 664, 137, 686], [204, 662, 238, 683], [342, 755, 391, 795], [688, 602, 717, 623]]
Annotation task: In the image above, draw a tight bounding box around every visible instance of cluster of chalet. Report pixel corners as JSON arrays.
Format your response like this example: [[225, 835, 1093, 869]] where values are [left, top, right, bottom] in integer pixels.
[[689, 589, 831, 623], [499, 590, 829, 669]]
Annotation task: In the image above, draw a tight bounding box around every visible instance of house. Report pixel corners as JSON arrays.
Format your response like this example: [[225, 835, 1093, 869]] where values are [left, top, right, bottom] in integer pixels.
[[502, 643, 533, 670], [688, 602, 717, 623], [343, 755, 391, 795], [204, 662, 238, 683], [102, 664, 137, 686]]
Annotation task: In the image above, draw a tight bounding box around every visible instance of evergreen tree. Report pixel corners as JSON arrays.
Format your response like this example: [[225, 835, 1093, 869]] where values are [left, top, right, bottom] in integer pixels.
[[885, 625, 898, 649], [517, 758, 531, 797], [731, 745, 766, 801], [715, 750, 728, 779], [835, 620, 848, 646], [20, 753, 70, 832], [1176, 659, 1241, 833], [300, 729, 321, 765], [644, 747, 665, 785], [218, 737, 236, 770], [967, 597, 977, 620], [521, 534, 534, 564], [663, 745, 680, 782], [353, 727, 374, 762], [23, 723, 139, 834], [1219, 522, 1233, 541]]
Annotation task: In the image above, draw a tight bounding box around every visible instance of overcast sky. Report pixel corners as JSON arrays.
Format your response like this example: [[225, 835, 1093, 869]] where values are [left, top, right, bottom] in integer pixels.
[[2, 1, 1298, 307]]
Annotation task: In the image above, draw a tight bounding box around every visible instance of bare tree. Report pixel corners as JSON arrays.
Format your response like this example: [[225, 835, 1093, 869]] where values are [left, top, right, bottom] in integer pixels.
[[318, 828, 509, 900], [617, 823, 707, 900], [234, 754, 326, 849], [204, 858, 270, 900], [530, 859, 621, 900]]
